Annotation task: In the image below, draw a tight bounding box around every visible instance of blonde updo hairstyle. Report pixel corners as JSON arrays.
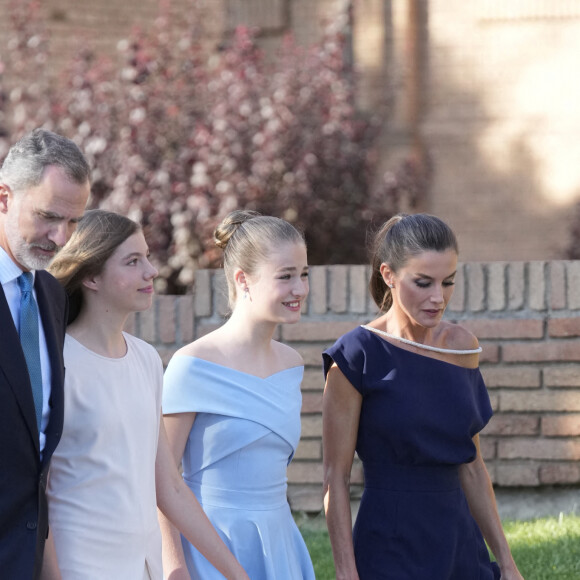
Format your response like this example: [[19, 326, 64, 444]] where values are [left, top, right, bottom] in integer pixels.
[[214, 210, 305, 307], [49, 209, 141, 324], [369, 213, 458, 313]]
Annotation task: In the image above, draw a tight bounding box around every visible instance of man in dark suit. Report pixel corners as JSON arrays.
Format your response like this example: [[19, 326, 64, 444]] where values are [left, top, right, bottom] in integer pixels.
[[0, 129, 90, 579]]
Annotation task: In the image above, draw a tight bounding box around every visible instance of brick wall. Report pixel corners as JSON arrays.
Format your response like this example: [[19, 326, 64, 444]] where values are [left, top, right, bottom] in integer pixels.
[[126, 261, 580, 512], [424, 0, 580, 262]]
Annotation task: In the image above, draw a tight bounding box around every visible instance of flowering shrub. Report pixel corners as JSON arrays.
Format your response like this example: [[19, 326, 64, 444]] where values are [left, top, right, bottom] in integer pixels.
[[0, 0, 428, 292]]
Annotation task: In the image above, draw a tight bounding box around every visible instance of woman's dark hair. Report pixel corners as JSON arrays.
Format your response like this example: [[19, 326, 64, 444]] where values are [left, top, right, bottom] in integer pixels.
[[369, 213, 458, 312], [49, 209, 140, 323]]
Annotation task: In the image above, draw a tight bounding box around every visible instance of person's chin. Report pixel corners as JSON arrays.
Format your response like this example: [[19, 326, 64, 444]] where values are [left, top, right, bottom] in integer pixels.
[[18, 250, 54, 271], [418, 310, 443, 327]]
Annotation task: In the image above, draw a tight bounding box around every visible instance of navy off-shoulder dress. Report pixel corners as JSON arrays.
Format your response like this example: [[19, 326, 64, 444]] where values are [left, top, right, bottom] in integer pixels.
[[323, 325, 501, 580]]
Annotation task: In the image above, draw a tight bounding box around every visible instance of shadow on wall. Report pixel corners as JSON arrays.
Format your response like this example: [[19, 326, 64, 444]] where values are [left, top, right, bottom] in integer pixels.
[[406, 0, 580, 262]]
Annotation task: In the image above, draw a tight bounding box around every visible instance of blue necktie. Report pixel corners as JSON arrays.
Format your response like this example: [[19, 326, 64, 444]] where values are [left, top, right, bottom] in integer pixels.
[[17, 272, 43, 432]]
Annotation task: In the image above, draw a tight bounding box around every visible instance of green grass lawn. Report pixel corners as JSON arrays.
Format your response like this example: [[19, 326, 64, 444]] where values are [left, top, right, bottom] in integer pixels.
[[298, 513, 580, 580]]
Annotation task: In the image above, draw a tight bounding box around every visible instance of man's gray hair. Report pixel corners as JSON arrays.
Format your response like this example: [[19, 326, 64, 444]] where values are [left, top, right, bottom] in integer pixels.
[[0, 128, 91, 193]]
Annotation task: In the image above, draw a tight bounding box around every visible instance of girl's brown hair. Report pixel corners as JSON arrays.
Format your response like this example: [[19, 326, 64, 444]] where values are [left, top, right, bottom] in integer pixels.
[[49, 209, 140, 323]]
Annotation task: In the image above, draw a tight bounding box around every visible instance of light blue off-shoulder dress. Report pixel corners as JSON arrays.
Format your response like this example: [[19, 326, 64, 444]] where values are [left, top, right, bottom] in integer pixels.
[[162, 356, 315, 580]]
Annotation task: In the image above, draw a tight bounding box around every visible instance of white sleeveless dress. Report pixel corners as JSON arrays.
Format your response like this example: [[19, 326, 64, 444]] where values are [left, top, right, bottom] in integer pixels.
[[48, 333, 164, 580]]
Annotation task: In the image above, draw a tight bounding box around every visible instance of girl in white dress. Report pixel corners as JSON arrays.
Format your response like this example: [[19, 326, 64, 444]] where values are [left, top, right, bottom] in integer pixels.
[[46, 210, 249, 580]]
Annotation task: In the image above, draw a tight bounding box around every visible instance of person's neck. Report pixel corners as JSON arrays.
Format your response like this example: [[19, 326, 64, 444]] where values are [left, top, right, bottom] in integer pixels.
[[222, 307, 278, 351], [0, 235, 27, 272], [68, 308, 129, 358], [384, 311, 433, 345]]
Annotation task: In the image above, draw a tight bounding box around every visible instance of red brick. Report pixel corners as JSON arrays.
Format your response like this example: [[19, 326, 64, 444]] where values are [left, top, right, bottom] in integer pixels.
[[308, 266, 327, 315], [466, 263, 485, 312], [158, 296, 176, 344], [495, 464, 539, 486], [287, 461, 323, 484], [528, 261, 546, 311], [501, 391, 580, 412], [302, 369, 324, 391], [302, 392, 323, 414], [295, 345, 325, 367], [329, 266, 348, 313], [301, 415, 322, 438], [193, 269, 212, 317], [294, 440, 322, 460], [548, 317, 580, 337], [542, 415, 580, 437], [539, 463, 580, 485], [462, 319, 543, 340], [479, 344, 499, 363], [481, 366, 540, 388], [139, 307, 156, 342], [349, 265, 369, 314], [177, 295, 195, 343], [487, 262, 506, 311], [567, 262, 580, 310], [549, 261, 566, 310], [544, 365, 580, 387], [281, 320, 361, 342], [213, 271, 229, 317], [350, 460, 364, 485], [498, 438, 580, 460], [287, 485, 323, 512], [503, 341, 580, 362], [506, 262, 525, 310], [479, 436, 497, 460], [157, 347, 178, 367], [482, 415, 540, 436], [447, 263, 465, 312]]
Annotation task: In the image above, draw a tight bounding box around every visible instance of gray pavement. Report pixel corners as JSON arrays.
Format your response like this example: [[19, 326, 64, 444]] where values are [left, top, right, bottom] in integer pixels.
[[494, 487, 579, 521]]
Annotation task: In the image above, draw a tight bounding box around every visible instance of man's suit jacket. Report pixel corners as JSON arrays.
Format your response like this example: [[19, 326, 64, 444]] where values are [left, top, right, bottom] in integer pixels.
[[0, 270, 67, 580]]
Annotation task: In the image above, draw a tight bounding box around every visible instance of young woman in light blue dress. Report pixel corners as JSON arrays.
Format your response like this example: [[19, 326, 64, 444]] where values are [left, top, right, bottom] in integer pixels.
[[161, 210, 315, 580]]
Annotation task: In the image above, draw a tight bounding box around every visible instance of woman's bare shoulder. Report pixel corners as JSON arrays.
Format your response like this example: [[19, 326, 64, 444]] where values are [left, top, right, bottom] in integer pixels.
[[439, 321, 479, 351]]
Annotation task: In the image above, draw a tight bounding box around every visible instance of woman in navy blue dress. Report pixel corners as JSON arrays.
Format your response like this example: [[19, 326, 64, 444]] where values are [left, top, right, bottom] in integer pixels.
[[322, 214, 524, 580]]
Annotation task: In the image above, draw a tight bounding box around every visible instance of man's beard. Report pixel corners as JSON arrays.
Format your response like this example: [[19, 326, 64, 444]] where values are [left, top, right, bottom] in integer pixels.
[[4, 215, 60, 271]]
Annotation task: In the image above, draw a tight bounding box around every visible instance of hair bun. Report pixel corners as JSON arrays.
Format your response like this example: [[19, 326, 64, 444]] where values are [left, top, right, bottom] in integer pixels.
[[214, 210, 262, 250]]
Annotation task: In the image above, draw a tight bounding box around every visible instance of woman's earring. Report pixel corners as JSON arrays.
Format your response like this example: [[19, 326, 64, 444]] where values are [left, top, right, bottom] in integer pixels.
[[243, 287, 250, 300]]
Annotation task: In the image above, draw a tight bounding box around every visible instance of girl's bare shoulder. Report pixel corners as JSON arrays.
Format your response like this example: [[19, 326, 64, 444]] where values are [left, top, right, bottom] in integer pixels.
[[272, 339, 304, 368], [173, 331, 223, 360]]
